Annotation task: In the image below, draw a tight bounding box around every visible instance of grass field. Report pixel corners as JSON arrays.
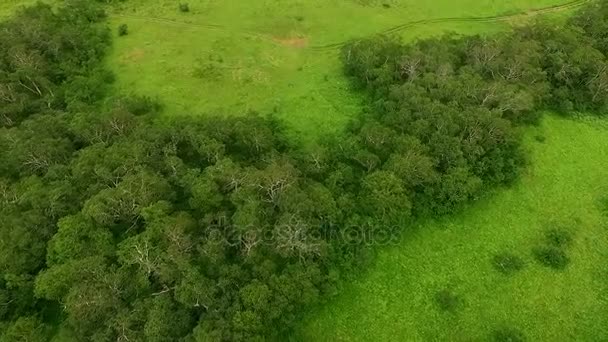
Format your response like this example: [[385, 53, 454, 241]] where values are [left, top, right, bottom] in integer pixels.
[[102, 0, 578, 141], [297, 114, 608, 341]]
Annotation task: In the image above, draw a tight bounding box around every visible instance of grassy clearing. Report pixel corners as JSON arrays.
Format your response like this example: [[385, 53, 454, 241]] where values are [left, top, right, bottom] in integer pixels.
[[298, 114, 608, 341], [105, 0, 569, 141]]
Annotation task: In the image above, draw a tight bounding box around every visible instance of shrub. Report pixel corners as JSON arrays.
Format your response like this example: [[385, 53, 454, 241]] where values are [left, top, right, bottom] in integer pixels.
[[179, 3, 189, 12], [120, 95, 162, 116], [492, 326, 526, 342], [533, 246, 569, 270], [192, 61, 222, 80], [118, 24, 128, 36], [492, 252, 525, 275], [545, 228, 573, 248], [434, 288, 461, 312]]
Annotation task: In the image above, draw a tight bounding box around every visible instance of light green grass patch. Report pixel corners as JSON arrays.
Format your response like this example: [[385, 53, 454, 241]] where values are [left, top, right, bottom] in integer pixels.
[[298, 115, 608, 341]]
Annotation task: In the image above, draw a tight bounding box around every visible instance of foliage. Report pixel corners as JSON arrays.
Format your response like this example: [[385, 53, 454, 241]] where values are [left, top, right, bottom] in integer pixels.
[[0, 1, 109, 127], [179, 3, 190, 12], [0, 316, 51, 342]]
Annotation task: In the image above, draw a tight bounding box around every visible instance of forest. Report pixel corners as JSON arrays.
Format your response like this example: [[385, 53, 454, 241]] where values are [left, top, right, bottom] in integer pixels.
[[0, 0, 607, 341]]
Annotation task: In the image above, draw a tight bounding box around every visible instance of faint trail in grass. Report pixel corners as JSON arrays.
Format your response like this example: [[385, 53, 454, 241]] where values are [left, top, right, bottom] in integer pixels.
[[110, 0, 590, 52], [111, 13, 223, 30], [311, 0, 591, 51]]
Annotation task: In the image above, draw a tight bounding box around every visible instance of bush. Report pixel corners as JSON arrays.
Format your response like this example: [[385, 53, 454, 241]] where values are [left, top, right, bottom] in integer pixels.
[[434, 288, 461, 312], [533, 246, 569, 270], [120, 95, 163, 116], [545, 228, 573, 248], [492, 252, 525, 275], [492, 326, 526, 342], [179, 3, 189, 12], [192, 61, 222, 80], [118, 24, 128, 36]]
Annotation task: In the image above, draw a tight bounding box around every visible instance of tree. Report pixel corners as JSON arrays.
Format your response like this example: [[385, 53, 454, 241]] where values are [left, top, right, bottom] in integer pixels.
[[144, 295, 194, 342], [0, 316, 51, 342], [174, 269, 216, 310], [360, 171, 411, 225], [82, 170, 174, 228], [47, 214, 114, 265], [384, 136, 438, 188]]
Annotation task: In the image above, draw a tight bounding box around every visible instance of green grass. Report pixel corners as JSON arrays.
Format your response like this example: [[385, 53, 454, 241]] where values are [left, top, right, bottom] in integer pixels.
[[297, 115, 608, 341], [104, 0, 571, 141]]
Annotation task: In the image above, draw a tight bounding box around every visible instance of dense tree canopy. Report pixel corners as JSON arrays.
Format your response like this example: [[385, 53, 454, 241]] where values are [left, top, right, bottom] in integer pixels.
[[1, 1, 607, 341]]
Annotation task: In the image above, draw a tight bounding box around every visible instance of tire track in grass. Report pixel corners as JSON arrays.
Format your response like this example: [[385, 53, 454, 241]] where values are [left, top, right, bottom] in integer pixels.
[[109, 0, 590, 52], [311, 0, 591, 51]]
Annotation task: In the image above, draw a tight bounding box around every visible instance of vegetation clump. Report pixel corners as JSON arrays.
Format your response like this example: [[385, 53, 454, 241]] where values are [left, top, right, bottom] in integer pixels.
[[434, 288, 461, 312], [118, 23, 128, 36], [492, 252, 525, 275], [545, 227, 573, 248], [492, 326, 527, 342], [533, 246, 570, 270], [179, 3, 190, 12], [532, 224, 574, 270]]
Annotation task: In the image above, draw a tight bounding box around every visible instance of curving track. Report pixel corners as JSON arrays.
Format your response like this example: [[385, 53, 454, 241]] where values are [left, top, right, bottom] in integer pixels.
[[312, 0, 591, 51], [110, 0, 591, 52]]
